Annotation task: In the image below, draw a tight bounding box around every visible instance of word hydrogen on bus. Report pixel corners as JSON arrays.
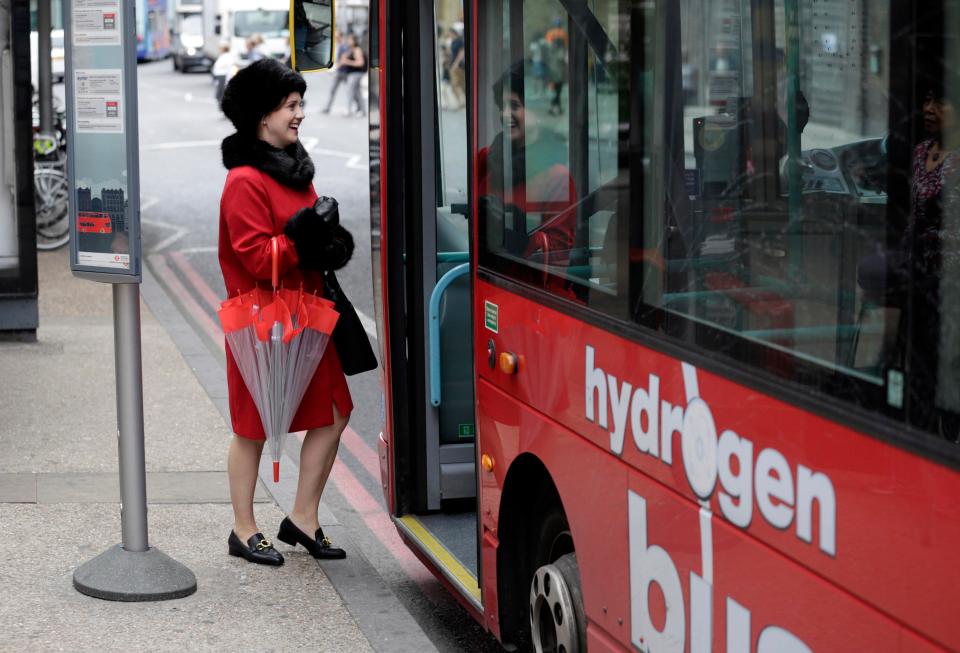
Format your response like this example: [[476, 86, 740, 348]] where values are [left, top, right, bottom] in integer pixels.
[[585, 345, 837, 556]]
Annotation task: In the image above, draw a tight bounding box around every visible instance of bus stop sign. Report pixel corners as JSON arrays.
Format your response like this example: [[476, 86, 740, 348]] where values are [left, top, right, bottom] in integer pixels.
[[64, 0, 141, 282]]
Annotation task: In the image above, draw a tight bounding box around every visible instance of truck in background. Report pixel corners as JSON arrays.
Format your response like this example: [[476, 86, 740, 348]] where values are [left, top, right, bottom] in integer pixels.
[[172, 2, 211, 71], [202, 0, 290, 69]]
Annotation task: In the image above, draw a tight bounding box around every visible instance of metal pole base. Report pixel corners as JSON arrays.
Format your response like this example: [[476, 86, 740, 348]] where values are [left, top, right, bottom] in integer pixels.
[[73, 544, 197, 602]]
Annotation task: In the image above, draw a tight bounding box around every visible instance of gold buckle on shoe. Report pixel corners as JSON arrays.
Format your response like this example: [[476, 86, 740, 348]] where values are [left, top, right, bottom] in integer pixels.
[[255, 539, 274, 551], [321, 536, 332, 548]]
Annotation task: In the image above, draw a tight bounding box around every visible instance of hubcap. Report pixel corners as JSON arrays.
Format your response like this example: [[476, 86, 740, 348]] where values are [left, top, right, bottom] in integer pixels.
[[529, 562, 579, 653]]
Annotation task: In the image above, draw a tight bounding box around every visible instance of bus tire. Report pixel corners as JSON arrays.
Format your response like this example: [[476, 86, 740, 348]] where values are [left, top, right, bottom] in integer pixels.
[[528, 552, 586, 653]]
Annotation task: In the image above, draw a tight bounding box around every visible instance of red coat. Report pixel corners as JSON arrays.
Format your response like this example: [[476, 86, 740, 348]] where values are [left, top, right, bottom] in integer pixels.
[[219, 166, 353, 440]]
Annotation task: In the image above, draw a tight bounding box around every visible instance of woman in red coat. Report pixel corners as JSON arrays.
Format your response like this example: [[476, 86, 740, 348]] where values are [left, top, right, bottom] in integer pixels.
[[219, 59, 354, 565]]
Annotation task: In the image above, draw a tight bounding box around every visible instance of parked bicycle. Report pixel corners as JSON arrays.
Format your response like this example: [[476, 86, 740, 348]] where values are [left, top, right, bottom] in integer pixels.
[[32, 95, 69, 250]]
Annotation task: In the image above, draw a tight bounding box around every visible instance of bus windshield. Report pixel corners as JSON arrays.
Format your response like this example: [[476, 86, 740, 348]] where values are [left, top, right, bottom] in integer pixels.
[[234, 10, 289, 38]]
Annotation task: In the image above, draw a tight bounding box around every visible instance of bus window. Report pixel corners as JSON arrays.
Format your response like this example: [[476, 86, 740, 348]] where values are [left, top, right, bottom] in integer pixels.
[[639, 0, 960, 442], [434, 0, 476, 461], [477, 0, 628, 317]]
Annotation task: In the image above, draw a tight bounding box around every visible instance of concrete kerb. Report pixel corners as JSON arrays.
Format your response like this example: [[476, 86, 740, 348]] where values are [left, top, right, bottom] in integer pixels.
[[140, 259, 439, 653]]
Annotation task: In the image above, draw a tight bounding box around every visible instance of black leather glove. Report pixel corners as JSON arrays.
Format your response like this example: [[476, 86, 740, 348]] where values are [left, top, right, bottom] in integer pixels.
[[314, 196, 340, 226], [284, 196, 355, 270]]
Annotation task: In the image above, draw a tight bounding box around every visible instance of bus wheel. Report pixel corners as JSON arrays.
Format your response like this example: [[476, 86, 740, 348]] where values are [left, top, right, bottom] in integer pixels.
[[529, 552, 586, 653]]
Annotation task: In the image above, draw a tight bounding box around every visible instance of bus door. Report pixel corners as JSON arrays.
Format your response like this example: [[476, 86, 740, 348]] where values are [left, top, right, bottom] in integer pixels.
[[407, 0, 475, 513], [372, 0, 482, 607]]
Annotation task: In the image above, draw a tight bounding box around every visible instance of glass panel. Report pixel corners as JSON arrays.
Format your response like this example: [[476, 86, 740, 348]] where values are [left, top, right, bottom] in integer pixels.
[[641, 0, 960, 443], [435, 0, 474, 444], [293, 0, 333, 71], [477, 0, 630, 316], [436, 0, 468, 214]]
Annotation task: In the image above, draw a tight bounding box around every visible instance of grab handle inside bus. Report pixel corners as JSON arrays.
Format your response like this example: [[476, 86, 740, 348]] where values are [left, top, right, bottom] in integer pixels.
[[428, 263, 470, 407]]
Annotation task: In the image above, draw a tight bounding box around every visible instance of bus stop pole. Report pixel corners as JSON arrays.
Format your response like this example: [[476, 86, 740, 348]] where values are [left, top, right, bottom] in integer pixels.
[[70, 0, 196, 602], [73, 279, 197, 600], [114, 281, 148, 552]]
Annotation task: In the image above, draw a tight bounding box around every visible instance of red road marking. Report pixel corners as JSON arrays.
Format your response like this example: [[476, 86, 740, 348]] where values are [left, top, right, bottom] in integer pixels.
[[163, 248, 387, 479], [169, 250, 223, 313], [342, 426, 381, 480], [158, 249, 442, 602], [148, 253, 223, 345], [329, 457, 448, 606], [293, 429, 446, 604]]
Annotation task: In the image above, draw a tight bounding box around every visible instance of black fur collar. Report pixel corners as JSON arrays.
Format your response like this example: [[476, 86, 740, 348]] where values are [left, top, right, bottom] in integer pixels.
[[221, 133, 315, 190]]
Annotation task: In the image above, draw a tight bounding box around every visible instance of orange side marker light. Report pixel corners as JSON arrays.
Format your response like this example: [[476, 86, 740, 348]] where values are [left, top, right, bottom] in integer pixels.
[[481, 454, 495, 472], [498, 352, 518, 375]]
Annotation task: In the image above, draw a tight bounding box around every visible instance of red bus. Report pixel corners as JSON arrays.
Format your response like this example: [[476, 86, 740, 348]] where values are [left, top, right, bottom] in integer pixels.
[[365, 0, 958, 650], [77, 211, 112, 234]]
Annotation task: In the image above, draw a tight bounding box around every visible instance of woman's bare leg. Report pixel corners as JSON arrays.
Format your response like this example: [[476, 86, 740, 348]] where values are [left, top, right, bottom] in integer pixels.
[[228, 435, 266, 541], [289, 404, 350, 534]]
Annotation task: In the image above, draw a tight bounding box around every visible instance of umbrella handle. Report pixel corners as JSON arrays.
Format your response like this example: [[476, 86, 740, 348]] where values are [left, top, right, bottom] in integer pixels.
[[271, 236, 280, 290]]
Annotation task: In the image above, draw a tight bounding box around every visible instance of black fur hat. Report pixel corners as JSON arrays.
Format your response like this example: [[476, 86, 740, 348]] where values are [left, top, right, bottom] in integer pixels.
[[221, 59, 307, 135]]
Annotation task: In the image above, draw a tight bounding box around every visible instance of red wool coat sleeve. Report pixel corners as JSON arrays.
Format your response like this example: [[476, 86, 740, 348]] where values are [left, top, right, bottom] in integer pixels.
[[221, 169, 300, 282]]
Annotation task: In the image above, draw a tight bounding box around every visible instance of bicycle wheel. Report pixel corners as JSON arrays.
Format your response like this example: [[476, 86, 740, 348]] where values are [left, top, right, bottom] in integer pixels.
[[34, 166, 70, 251]]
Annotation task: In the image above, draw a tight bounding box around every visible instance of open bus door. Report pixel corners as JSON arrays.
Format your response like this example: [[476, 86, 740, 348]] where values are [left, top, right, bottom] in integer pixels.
[[369, 0, 484, 611], [289, 0, 482, 611]]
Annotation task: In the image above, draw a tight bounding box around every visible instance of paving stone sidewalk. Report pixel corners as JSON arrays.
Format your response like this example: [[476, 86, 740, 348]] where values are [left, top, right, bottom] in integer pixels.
[[0, 248, 373, 652]]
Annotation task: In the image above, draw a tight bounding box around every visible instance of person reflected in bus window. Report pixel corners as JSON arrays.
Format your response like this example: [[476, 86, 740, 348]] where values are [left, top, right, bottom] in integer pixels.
[[908, 86, 958, 431], [911, 88, 957, 266], [775, 48, 809, 161], [934, 87, 960, 442], [478, 63, 578, 295], [544, 18, 568, 116], [858, 84, 958, 433]]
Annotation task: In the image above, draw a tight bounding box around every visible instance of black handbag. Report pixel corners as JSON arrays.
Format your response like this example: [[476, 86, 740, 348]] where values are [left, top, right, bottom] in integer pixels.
[[323, 270, 379, 375]]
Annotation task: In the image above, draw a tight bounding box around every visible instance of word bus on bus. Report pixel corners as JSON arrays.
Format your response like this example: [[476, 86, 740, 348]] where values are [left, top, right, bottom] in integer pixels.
[[294, 0, 960, 650]]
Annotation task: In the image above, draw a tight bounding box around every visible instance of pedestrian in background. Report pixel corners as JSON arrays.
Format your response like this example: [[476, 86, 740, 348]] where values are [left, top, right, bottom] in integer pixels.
[[218, 58, 355, 565], [212, 45, 234, 104], [245, 33, 265, 62], [322, 31, 350, 114], [447, 27, 465, 109], [341, 33, 367, 117]]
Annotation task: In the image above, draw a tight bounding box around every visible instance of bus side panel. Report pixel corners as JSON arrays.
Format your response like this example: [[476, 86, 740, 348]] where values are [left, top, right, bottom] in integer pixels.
[[475, 279, 960, 649], [476, 378, 631, 643], [480, 528, 499, 639], [624, 471, 916, 652], [477, 376, 916, 652]]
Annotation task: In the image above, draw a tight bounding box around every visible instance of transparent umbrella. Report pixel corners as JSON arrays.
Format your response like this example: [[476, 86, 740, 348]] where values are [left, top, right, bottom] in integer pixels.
[[217, 238, 339, 482]]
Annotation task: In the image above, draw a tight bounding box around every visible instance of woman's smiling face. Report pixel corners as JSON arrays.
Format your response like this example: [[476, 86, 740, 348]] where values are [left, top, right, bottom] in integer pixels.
[[260, 92, 305, 148], [501, 92, 526, 142]]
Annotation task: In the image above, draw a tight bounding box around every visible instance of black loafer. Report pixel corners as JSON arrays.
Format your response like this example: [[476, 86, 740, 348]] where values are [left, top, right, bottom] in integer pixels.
[[276, 517, 346, 559], [228, 531, 285, 566]]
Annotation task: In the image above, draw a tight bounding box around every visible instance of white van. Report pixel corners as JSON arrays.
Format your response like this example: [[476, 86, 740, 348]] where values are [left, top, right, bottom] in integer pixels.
[[203, 0, 289, 67]]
